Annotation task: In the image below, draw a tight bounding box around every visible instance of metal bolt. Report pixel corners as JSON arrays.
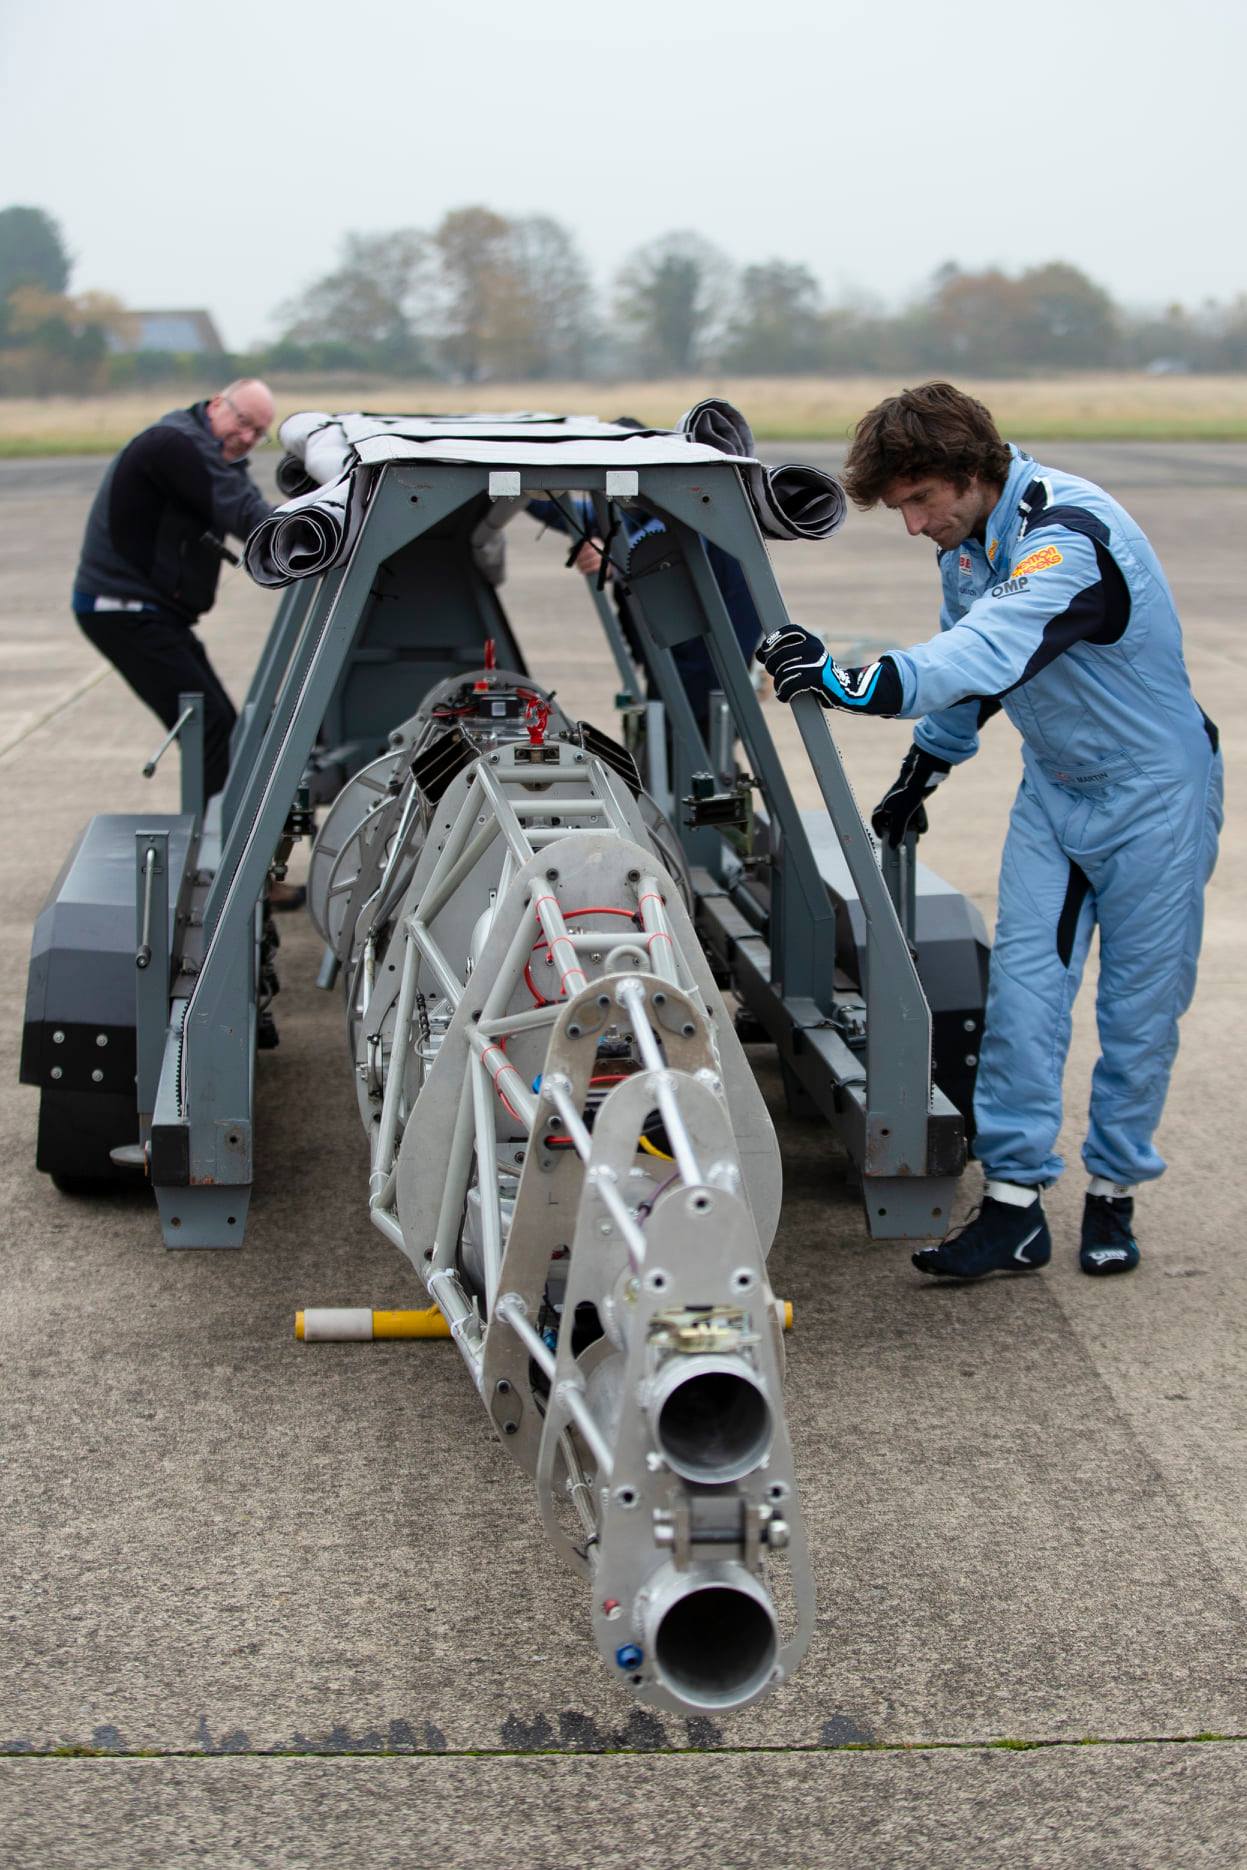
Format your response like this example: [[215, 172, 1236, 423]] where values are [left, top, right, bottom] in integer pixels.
[[52, 1030, 65, 1045], [50, 1066, 63, 1080], [963, 1018, 977, 1032], [965, 1053, 978, 1066], [91, 1068, 104, 1083], [95, 1034, 108, 1048]]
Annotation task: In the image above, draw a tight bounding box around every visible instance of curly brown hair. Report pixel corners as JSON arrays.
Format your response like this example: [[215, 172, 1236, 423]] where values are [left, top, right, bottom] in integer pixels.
[[842, 381, 1013, 509]]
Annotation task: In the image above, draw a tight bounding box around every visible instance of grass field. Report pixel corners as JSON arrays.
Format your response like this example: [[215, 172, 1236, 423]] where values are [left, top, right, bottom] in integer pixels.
[[3, 372, 1247, 455]]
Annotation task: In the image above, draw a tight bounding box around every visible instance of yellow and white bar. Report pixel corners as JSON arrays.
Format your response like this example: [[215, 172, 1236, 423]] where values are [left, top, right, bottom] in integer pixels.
[[296, 1301, 790, 1342], [295, 1306, 452, 1342]]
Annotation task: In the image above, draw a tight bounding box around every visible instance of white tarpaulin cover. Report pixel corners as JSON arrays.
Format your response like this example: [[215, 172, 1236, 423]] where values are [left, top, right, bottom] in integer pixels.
[[245, 405, 845, 587]]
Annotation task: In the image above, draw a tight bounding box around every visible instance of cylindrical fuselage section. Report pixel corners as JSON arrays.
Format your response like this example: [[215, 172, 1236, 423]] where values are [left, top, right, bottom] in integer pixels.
[[647, 1354, 773, 1485]]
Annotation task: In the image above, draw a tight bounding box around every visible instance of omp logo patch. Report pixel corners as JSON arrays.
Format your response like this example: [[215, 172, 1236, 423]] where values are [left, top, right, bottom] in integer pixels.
[[1012, 543, 1064, 577], [992, 576, 1029, 598]]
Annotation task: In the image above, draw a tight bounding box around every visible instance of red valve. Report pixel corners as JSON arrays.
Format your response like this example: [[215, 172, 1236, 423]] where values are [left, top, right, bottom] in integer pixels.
[[525, 694, 551, 746]]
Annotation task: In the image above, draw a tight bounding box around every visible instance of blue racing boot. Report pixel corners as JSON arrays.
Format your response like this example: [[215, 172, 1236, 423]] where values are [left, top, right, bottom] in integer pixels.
[[1080, 1194, 1140, 1275], [913, 1189, 1051, 1280]]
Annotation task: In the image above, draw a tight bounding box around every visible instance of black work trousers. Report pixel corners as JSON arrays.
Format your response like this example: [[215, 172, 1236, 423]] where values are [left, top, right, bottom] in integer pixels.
[[75, 609, 237, 799]]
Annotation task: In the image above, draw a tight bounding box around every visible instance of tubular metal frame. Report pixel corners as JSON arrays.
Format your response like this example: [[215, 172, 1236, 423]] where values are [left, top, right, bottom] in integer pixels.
[[146, 456, 963, 1246]]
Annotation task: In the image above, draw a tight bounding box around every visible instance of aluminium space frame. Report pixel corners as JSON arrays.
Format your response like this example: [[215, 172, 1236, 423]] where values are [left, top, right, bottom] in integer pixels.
[[145, 454, 963, 1247]]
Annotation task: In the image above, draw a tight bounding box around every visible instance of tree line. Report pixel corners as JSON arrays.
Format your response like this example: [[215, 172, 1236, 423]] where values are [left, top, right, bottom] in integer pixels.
[[3, 201, 1247, 395]]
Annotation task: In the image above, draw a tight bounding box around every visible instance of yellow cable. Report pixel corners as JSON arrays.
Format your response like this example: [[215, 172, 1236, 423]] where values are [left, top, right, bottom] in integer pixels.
[[638, 1134, 674, 1162]]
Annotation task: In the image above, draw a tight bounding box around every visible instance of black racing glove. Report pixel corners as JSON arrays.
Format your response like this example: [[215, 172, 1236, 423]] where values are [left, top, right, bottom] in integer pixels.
[[871, 744, 952, 848], [757, 627, 902, 714]]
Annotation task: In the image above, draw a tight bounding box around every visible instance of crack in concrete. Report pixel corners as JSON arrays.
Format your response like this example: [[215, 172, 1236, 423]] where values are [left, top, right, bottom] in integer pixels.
[[3, 1731, 1246, 1762]]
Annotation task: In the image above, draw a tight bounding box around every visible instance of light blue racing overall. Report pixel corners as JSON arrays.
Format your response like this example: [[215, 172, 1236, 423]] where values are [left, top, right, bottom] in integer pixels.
[[890, 447, 1223, 1188]]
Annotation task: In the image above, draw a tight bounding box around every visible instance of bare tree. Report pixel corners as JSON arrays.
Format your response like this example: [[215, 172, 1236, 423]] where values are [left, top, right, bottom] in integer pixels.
[[502, 215, 596, 378], [613, 231, 734, 374], [432, 206, 515, 381], [720, 261, 825, 374], [274, 229, 429, 369]]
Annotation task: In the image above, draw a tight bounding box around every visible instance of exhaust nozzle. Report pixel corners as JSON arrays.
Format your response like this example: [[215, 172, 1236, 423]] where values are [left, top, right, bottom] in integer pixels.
[[643, 1562, 779, 1710], [648, 1355, 773, 1484]]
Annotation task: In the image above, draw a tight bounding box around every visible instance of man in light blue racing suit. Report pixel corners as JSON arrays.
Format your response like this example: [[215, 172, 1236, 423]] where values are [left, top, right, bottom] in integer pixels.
[[759, 381, 1222, 1282]]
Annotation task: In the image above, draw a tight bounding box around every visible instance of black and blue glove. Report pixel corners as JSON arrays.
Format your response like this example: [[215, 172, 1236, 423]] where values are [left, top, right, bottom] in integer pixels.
[[758, 627, 902, 714], [871, 744, 951, 848]]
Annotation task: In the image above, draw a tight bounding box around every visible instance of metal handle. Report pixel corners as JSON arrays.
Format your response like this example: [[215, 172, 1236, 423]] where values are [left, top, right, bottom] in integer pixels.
[[136, 845, 157, 969], [142, 705, 195, 779]]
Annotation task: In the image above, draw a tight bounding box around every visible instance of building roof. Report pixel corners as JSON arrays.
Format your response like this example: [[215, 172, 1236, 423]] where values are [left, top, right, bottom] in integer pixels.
[[109, 309, 225, 355]]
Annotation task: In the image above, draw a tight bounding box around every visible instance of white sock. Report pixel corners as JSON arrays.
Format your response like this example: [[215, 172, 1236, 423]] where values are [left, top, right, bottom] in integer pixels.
[[984, 1178, 1040, 1208], [1088, 1176, 1135, 1200]]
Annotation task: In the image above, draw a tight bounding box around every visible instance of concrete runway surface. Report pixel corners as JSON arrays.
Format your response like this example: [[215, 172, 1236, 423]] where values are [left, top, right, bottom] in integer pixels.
[[1, 441, 1244, 1867]]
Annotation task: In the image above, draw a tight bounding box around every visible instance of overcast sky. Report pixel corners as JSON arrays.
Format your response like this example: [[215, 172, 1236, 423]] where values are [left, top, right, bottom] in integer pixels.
[[2, 0, 1241, 350]]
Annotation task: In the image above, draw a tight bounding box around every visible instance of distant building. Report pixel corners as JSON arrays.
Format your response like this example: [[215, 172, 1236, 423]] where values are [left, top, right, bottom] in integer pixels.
[[108, 309, 225, 355]]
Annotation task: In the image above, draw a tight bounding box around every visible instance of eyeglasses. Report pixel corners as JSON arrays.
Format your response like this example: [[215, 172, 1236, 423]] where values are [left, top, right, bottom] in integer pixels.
[[222, 394, 270, 445]]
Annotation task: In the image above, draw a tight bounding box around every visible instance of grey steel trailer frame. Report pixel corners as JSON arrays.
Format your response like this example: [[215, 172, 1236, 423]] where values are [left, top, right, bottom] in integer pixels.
[[142, 453, 965, 1247]]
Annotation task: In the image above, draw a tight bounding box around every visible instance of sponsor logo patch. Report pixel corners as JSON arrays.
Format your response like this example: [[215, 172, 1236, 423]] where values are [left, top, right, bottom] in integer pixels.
[[1012, 543, 1064, 577], [987, 537, 999, 563], [958, 552, 972, 574], [992, 576, 1029, 599]]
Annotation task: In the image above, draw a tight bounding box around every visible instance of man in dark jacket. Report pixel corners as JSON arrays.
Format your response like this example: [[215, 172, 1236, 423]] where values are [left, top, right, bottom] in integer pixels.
[[73, 380, 275, 798]]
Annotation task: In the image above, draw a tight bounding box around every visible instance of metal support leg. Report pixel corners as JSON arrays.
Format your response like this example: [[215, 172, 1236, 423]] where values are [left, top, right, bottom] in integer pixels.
[[789, 693, 932, 1179], [879, 831, 918, 951], [177, 692, 204, 823], [628, 511, 837, 1003], [221, 581, 316, 840], [134, 830, 170, 1130], [161, 470, 480, 1245]]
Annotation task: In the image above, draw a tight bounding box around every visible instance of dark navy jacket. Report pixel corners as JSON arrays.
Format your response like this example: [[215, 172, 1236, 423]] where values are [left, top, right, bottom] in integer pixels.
[[75, 402, 271, 622]]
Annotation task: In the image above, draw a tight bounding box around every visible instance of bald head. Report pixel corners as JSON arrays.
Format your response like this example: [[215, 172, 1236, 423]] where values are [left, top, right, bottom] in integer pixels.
[[207, 378, 275, 462]]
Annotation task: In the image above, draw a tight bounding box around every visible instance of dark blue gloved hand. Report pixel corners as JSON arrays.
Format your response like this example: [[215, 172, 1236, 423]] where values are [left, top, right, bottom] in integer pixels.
[[757, 628, 902, 714], [871, 744, 951, 847]]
